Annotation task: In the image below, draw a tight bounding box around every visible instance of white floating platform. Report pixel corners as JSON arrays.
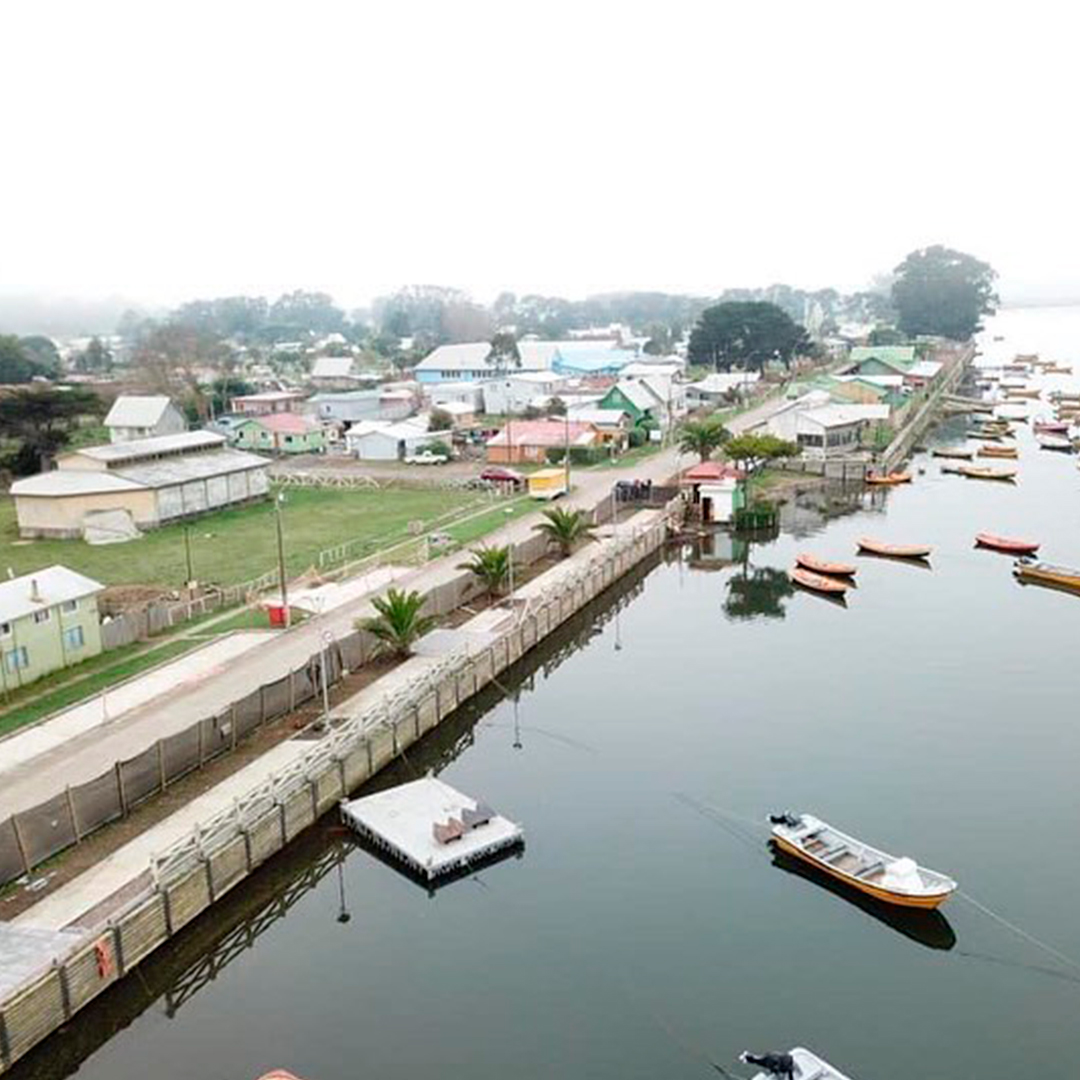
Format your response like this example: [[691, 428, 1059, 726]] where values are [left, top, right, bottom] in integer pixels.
[[340, 777, 523, 881]]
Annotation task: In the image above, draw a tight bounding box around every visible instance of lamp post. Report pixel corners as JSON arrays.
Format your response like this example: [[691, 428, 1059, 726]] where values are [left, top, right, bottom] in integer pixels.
[[274, 491, 290, 627], [183, 525, 194, 587], [319, 630, 333, 721], [563, 411, 571, 494]]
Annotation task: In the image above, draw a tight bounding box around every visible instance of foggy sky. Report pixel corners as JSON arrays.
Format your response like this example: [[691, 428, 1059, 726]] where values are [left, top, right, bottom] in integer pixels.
[[3, 1, 1076, 312]]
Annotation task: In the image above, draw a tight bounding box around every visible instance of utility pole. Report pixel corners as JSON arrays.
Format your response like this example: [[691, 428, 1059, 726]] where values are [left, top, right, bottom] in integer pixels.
[[183, 525, 194, 587], [563, 412, 571, 494], [274, 492, 290, 627]]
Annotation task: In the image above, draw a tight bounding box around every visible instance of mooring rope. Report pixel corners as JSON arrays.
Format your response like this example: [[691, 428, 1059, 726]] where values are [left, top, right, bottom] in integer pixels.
[[671, 794, 769, 858], [957, 890, 1080, 976]]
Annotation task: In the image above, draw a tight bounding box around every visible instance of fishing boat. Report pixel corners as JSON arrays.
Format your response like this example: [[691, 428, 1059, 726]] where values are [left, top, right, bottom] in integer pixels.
[[1037, 433, 1074, 452], [863, 471, 911, 486], [740, 1048, 854, 1080], [1050, 390, 1080, 403], [857, 537, 931, 560], [1003, 387, 1041, 399], [954, 463, 1018, 481], [791, 567, 850, 596], [931, 446, 974, 460], [1034, 419, 1070, 433], [1014, 559, 1080, 592], [978, 444, 1018, 459], [975, 533, 1040, 555], [1044, 364, 1073, 374], [769, 812, 957, 910], [795, 553, 857, 576]]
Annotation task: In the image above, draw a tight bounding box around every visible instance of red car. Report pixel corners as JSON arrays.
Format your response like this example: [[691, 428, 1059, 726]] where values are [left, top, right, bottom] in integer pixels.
[[479, 466, 524, 487]]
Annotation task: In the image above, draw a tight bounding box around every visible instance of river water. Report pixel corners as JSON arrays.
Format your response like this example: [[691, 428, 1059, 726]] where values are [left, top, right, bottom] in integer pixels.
[[10, 307, 1080, 1080]]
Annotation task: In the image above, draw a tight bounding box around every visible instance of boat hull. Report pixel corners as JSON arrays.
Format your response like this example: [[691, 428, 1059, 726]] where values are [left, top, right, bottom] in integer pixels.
[[864, 472, 911, 486], [772, 835, 952, 910], [795, 554, 857, 577], [791, 567, 848, 594], [857, 538, 931, 559], [976, 533, 1039, 555], [1014, 562, 1080, 591]]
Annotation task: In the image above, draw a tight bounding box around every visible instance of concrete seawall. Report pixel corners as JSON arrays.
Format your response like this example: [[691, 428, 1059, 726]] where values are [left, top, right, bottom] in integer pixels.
[[0, 506, 675, 1075]]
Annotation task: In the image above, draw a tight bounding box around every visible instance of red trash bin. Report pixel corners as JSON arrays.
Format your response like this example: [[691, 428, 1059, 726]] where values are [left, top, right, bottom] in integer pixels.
[[267, 604, 287, 627]]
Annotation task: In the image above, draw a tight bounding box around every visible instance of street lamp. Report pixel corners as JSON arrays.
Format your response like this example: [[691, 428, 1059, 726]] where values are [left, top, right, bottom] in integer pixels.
[[319, 630, 334, 721], [273, 491, 290, 627], [563, 411, 571, 494]]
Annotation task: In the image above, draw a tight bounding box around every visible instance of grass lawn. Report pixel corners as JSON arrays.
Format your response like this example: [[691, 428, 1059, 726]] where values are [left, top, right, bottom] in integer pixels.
[[0, 486, 485, 589], [442, 497, 534, 547], [0, 638, 198, 735]]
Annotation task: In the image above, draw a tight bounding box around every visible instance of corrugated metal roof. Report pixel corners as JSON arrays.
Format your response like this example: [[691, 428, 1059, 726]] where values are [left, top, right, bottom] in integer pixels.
[[69, 431, 224, 464], [311, 356, 357, 379], [486, 420, 597, 448], [240, 413, 319, 434], [0, 565, 105, 623], [114, 449, 270, 487], [104, 395, 176, 429], [11, 471, 146, 496], [799, 404, 891, 427], [414, 343, 493, 372]]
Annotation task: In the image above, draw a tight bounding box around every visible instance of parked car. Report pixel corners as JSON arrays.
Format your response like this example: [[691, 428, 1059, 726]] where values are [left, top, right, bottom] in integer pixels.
[[405, 450, 449, 465], [479, 466, 524, 488]]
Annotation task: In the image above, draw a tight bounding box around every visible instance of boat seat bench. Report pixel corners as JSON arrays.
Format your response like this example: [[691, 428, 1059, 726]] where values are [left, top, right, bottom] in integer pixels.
[[855, 860, 885, 879]]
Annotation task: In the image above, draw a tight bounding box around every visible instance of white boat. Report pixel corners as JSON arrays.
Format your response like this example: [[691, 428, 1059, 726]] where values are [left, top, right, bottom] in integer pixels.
[[1037, 433, 1074, 452], [769, 812, 957, 909], [741, 1047, 854, 1079]]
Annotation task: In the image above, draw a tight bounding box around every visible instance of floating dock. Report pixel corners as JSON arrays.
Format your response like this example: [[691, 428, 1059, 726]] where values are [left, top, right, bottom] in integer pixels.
[[340, 777, 523, 881]]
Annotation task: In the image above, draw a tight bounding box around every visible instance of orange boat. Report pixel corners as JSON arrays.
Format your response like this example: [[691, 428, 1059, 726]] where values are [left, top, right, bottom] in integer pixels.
[[978, 444, 1018, 459], [975, 533, 1040, 555], [857, 537, 931, 560], [791, 567, 849, 595], [769, 812, 957, 910], [795, 553, 857, 577], [864, 471, 912, 486]]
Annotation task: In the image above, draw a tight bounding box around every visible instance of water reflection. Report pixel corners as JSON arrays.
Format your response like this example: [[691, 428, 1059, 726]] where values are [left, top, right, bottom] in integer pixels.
[[769, 844, 957, 952], [723, 565, 795, 621]]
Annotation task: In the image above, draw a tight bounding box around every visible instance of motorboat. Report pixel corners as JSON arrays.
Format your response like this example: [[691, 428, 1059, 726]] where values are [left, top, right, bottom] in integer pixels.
[[768, 812, 957, 909], [1013, 558, 1080, 592], [740, 1048, 854, 1080]]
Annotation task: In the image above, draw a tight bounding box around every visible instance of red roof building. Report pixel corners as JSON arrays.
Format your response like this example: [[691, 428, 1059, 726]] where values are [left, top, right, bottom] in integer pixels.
[[485, 419, 600, 464]]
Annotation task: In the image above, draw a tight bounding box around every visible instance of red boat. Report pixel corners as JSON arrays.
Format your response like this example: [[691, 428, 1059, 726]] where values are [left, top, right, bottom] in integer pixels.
[[1033, 420, 1070, 433], [975, 533, 1040, 555], [795, 553, 857, 577], [791, 567, 849, 595]]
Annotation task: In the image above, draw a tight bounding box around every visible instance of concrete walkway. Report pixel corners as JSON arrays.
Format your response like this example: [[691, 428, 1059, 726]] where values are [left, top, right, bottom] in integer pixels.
[[0, 449, 680, 823]]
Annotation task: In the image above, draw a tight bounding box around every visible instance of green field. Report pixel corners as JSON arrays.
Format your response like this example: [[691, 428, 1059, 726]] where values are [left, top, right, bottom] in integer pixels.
[[0, 486, 487, 589]]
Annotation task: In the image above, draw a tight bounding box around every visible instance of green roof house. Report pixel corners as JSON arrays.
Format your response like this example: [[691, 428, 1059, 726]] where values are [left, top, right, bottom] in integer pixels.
[[598, 381, 662, 426], [233, 414, 326, 455], [844, 345, 917, 378], [0, 566, 105, 689]]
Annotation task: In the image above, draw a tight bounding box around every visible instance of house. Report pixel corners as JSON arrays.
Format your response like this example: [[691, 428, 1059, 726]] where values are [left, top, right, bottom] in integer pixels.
[[679, 461, 745, 524], [309, 355, 369, 391], [485, 419, 600, 464], [306, 390, 385, 425], [345, 420, 441, 461], [841, 346, 917, 378], [10, 431, 270, 538], [429, 401, 477, 427], [551, 343, 637, 378], [104, 395, 186, 443], [233, 413, 326, 455], [0, 566, 106, 688], [686, 371, 761, 408], [428, 381, 486, 410], [482, 371, 569, 415], [563, 407, 629, 446], [414, 342, 557, 384], [230, 391, 307, 415], [765, 404, 891, 458], [598, 381, 665, 427]]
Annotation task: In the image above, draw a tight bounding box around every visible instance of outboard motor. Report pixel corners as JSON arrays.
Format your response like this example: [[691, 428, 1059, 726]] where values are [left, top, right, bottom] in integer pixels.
[[768, 812, 801, 828], [740, 1050, 796, 1078]]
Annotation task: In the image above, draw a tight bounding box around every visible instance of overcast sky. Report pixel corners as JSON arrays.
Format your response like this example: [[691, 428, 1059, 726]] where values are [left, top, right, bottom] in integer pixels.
[[2, 1, 1076, 311]]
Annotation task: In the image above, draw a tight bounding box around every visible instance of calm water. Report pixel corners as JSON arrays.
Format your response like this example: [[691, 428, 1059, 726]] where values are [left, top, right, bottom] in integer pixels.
[[11, 308, 1080, 1080]]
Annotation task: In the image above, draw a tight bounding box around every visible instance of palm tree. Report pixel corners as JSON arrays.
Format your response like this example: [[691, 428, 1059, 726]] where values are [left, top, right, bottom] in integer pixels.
[[533, 506, 594, 558], [356, 588, 438, 659], [457, 545, 512, 597], [678, 418, 731, 462]]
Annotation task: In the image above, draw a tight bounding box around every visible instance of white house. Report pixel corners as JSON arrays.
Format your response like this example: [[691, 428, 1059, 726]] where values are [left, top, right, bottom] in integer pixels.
[[104, 396, 186, 443], [482, 371, 569, 415], [686, 371, 761, 408], [428, 381, 486, 410], [761, 400, 890, 458], [345, 420, 442, 461]]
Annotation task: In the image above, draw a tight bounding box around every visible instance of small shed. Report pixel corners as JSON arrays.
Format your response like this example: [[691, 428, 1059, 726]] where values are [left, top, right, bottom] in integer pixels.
[[680, 461, 745, 524]]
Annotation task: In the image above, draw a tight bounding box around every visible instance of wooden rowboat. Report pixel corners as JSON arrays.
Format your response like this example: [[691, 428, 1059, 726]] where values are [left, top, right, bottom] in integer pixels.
[[1044, 365, 1073, 374], [1014, 559, 1080, 592], [769, 812, 957, 909], [791, 567, 849, 595], [931, 446, 974, 460], [1034, 420, 1070, 433], [950, 463, 1018, 481], [742, 1048, 854, 1080], [1037, 433, 1074, 452], [864, 471, 911, 486], [978, 445, 1018, 459], [857, 537, 931, 560], [1003, 388, 1041, 399], [1050, 391, 1080, 403], [975, 533, 1040, 555], [796, 553, 857, 577]]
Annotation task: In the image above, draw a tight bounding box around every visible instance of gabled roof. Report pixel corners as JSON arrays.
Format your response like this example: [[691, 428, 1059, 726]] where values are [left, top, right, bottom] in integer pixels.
[[566, 407, 628, 427], [104, 395, 177, 429], [486, 419, 598, 448], [848, 345, 917, 369], [414, 343, 493, 372], [0, 565, 105, 623], [681, 461, 743, 483], [65, 431, 225, 464], [11, 471, 146, 497], [311, 356, 357, 379], [605, 381, 657, 412], [690, 372, 761, 393], [798, 404, 891, 428]]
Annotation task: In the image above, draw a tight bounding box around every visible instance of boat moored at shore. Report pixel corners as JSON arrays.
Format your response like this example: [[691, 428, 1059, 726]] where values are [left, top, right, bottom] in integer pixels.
[[741, 1047, 855, 1080]]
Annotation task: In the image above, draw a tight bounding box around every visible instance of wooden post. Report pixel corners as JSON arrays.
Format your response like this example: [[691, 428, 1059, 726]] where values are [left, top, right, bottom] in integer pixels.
[[111, 922, 126, 977], [197, 721, 205, 768], [65, 786, 80, 843], [115, 762, 128, 817], [230, 704, 238, 750], [288, 669, 296, 711], [10, 815, 31, 874], [0, 1003, 12, 1069], [56, 961, 72, 1020], [158, 741, 167, 792]]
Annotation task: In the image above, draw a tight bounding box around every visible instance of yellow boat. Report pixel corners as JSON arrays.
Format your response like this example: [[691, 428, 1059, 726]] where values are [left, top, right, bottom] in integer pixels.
[[769, 812, 957, 910], [1013, 559, 1080, 592]]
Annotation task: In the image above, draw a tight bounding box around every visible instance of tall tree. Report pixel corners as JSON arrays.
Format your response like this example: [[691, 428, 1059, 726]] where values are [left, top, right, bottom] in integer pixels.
[[487, 331, 520, 373], [678, 419, 731, 462], [891, 245, 998, 340], [19, 336, 61, 376], [0, 336, 49, 383], [268, 290, 345, 334], [131, 323, 232, 419], [73, 336, 114, 373], [0, 386, 104, 474], [687, 302, 811, 371]]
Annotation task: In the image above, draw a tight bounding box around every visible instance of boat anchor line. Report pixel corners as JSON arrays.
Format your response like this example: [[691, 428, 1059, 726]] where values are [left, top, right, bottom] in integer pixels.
[[671, 793, 769, 857], [956, 890, 1080, 977]]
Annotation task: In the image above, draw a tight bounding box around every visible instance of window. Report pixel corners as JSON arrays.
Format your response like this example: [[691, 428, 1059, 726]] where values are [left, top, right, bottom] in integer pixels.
[[63, 625, 85, 650], [62, 599, 78, 613], [33, 609, 50, 624], [0, 622, 9, 637], [4, 647, 28, 673]]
